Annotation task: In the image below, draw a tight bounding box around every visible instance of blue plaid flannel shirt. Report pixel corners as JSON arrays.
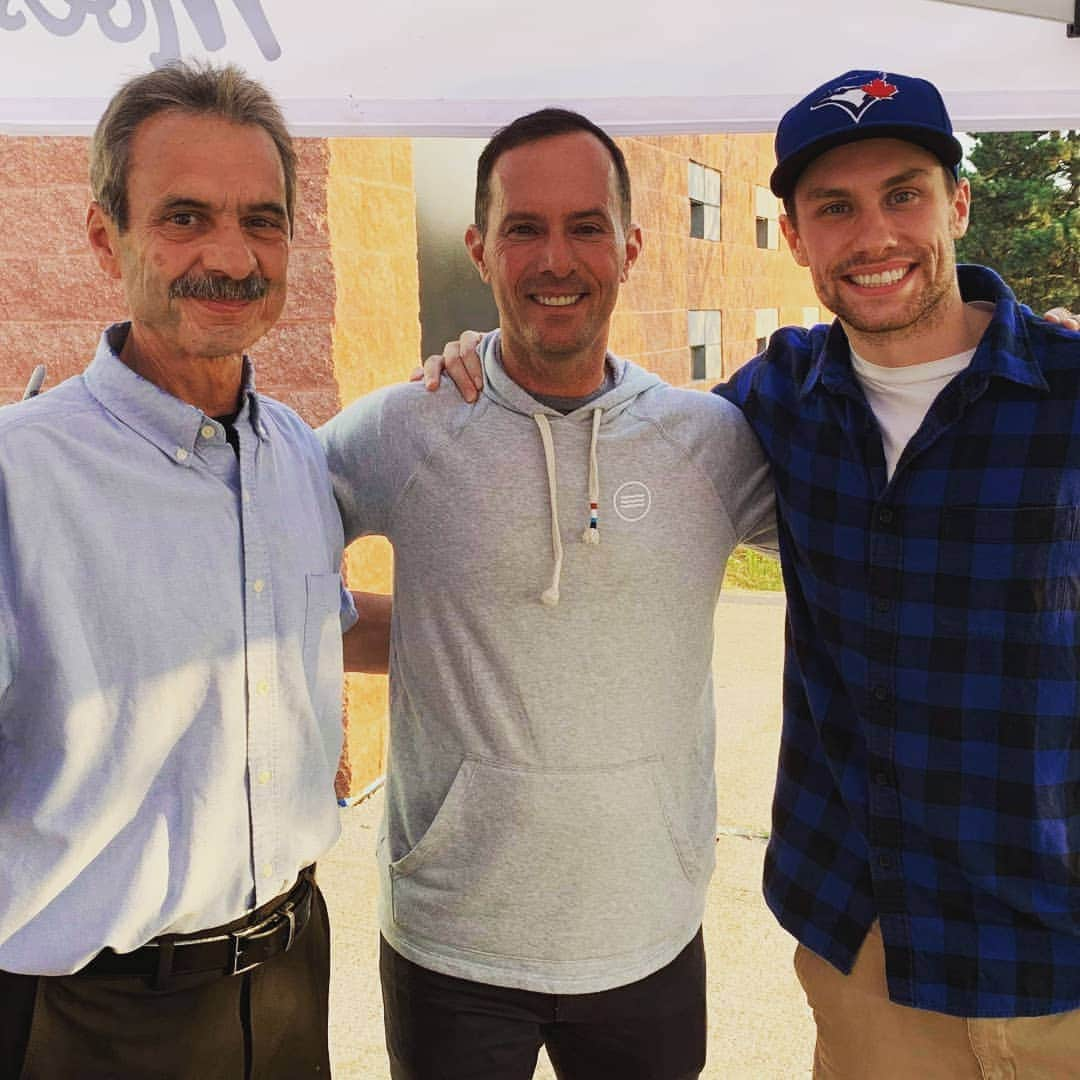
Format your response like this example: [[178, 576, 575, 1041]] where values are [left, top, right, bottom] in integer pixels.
[[717, 265, 1080, 1018]]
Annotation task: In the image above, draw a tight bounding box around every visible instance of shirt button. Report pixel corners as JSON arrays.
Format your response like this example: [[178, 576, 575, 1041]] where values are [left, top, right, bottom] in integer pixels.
[[872, 685, 890, 702], [873, 597, 892, 613], [200, 424, 216, 440], [874, 771, 890, 786], [256, 680, 269, 696], [253, 579, 265, 594], [879, 853, 895, 870], [877, 507, 894, 525], [262, 863, 274, 879], [258, 769, 272, 785], [174, 447, 189, 462], [243, 492, 252, 504]]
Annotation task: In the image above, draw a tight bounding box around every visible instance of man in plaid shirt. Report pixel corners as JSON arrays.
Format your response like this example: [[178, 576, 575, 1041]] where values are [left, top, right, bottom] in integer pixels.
[[717, 70, 1080, 1076]]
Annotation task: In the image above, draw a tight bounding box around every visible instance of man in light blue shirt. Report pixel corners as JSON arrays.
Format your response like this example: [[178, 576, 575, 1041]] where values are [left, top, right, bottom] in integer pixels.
[[0, 62, 387, 1078]]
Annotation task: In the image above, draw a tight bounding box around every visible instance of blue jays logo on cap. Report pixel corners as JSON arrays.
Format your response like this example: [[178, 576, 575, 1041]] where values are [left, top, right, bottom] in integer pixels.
[[810, 74, 899, 125], [770, 69, 963, 199]]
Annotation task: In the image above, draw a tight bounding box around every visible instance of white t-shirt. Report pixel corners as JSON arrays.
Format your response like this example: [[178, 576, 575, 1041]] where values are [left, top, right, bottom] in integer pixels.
[[850, 302, 996, 480], [850, 347, 973, 479]]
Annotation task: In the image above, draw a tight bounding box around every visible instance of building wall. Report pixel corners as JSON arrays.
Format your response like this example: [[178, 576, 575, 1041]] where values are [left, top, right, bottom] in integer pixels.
[[326, 137, 420, 799], [611, 133, 825, 383]]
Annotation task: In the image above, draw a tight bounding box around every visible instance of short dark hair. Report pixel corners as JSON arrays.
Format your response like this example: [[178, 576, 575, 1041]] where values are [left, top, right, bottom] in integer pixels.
[[474, 108, 632, 233], [781, 162, 958, 225], [90, 60, 296, 234]]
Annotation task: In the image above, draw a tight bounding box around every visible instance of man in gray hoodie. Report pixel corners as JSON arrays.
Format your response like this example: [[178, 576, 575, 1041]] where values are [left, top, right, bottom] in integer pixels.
[[320, 109, 776, 1079]]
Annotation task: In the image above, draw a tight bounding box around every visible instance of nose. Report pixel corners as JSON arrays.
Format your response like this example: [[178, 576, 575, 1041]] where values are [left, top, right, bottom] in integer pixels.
[[858, 202, 899, 257], [538, 231, 575, 277], [199, 218, 258, 280]]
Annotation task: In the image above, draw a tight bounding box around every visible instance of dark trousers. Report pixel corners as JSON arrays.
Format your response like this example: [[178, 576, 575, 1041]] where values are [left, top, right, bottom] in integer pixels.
[[381, 928, 707, 1080], [0, 884, 331, 1080]]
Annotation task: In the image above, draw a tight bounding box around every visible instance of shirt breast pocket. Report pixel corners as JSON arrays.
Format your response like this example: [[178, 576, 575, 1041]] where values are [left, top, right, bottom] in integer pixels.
[[939, 505, 1080, 639]]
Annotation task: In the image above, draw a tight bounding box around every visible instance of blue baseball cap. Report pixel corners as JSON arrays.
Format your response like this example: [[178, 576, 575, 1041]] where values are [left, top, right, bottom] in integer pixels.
[[770, 70, 963, 199]]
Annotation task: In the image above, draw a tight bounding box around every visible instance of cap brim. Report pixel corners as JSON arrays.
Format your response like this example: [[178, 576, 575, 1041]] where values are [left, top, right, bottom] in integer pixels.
[[770, 125, 964, 199]]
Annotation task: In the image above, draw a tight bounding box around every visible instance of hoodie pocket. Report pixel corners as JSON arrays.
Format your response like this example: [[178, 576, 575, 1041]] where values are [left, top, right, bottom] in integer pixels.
[[388, 756, 704, 963]]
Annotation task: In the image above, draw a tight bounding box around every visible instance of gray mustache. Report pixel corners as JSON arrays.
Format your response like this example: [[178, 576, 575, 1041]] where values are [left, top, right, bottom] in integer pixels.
[[169, 273, 270, 302]]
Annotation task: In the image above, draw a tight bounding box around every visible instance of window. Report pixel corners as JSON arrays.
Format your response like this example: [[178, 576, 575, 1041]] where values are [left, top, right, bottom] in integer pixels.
[[754, 185, 780, 250], [688, 310, 722, 380], [755, 308, 778, 355], [802, 306, 822, 328], [689, 161, 721, 241]]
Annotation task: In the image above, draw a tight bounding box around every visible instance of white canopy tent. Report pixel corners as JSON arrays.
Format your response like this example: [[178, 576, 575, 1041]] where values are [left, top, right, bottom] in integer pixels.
[[0, 0, 1077, 136]]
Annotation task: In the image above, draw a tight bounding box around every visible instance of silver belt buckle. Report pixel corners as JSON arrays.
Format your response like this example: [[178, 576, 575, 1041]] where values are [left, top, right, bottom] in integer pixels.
[[229, 900, 298, 976]]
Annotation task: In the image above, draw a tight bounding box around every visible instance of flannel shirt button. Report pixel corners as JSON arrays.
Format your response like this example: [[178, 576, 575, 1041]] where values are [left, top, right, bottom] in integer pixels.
[[874, 771, 889, 785], [877, 508, 894, 526], [872, 685, 890, 702], [878, 853, 894, 870], [873, 597, 892, 613]]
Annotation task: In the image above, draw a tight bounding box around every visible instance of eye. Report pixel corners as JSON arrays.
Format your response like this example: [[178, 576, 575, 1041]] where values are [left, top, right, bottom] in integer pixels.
[[246, 216, 285, 231], [168, 211, 197, 227], [888, 189, 918, 206], [506, 223, 539, 237], [574, 222, 606, 236], [819, 202, 850, 217]]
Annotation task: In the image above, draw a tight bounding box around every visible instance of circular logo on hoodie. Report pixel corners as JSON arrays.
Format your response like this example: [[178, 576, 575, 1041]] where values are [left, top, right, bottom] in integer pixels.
[[613, 481, 651, 522]]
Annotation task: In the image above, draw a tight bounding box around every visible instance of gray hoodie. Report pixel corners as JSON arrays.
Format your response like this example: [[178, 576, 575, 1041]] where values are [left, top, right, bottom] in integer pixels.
[[320, 332, 776, 993]]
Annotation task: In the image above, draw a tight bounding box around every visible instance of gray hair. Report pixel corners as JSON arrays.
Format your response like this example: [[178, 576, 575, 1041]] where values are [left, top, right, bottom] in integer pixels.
[[90, 60, 296, 234]]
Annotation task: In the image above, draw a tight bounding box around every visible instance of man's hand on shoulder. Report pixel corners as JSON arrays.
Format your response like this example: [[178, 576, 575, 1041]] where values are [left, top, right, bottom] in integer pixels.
[[1044, 308, 1079, 331], [409, 330, 487, 403]]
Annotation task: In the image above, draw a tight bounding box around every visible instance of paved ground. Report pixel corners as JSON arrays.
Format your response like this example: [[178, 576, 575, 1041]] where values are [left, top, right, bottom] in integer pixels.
[[320, 588, 815, 1078]]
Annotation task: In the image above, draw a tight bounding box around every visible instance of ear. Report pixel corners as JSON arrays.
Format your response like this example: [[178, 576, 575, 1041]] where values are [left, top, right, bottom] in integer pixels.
[[780, 213, 808, 268], [620, 223, 643, 282], [949, 177, 972, 241], [87, 202, 123, 280], [464, 225, 490, 283]]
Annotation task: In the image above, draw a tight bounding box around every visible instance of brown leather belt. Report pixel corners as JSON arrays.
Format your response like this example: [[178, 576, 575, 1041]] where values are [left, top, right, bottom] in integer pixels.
[[78, 867, 315, 985]]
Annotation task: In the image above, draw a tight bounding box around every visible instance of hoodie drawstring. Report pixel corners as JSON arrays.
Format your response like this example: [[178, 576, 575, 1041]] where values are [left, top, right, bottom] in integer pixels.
[[532, 408, 602, 607], [582, 407, 601, 545]]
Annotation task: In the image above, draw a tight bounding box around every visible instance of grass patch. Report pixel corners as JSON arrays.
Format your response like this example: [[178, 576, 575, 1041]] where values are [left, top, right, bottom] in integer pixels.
[[723, 546, 784, 592]]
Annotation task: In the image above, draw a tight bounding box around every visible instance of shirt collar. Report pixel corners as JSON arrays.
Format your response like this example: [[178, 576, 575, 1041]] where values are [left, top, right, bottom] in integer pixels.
[[82, 323, 267, 466], [800, 265, 1048, 400]]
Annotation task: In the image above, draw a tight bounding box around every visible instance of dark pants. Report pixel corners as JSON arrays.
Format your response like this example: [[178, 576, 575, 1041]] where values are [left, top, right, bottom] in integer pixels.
[[0, 885, 331, 1080], [381, 929, 707, 1080]]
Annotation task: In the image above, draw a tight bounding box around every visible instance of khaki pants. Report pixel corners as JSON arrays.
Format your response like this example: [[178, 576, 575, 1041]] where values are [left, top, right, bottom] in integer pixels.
[[794, 922, 1080, 1080]]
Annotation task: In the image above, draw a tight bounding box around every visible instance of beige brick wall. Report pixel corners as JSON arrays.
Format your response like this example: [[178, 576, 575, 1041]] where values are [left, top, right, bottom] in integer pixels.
[[327, 138, 421, 798]]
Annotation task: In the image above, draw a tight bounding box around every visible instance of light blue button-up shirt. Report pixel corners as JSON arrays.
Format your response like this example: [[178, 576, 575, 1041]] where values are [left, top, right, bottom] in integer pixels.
[[0, 325, 355, 975]]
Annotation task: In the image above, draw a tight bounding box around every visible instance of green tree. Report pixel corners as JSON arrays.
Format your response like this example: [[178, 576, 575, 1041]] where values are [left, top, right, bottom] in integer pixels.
[[957, 130, 1079, 313]]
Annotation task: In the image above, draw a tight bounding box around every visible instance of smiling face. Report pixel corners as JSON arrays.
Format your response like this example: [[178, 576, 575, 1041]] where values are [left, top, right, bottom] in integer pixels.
[[87, 109, 290, 371], [781, 137, 970, 350], [465, 131, 641, 396]]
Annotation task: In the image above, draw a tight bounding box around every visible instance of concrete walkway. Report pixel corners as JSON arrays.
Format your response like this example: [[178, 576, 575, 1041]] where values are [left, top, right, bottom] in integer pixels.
[[320, 588, 814, 1078]]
